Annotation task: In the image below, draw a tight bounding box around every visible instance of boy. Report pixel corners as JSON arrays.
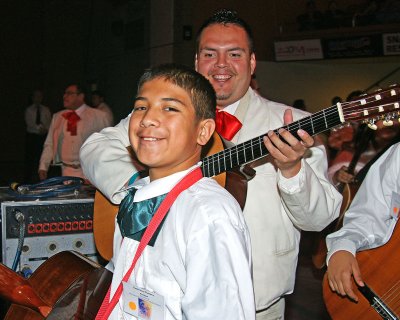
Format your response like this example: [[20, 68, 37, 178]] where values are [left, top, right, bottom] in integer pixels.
[[100, 64, 255, 319]]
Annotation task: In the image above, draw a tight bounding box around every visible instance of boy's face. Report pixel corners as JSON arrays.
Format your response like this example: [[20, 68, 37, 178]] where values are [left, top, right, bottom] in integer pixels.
[[129, 77, 214, 180]]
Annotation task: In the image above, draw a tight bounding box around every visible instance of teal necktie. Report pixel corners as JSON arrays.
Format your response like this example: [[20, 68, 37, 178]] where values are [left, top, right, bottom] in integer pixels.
[[117, 188, 167, 246]]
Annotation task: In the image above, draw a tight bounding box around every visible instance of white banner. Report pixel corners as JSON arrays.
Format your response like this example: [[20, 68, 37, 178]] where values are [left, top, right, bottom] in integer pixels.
[[274, 39, 323, 61]]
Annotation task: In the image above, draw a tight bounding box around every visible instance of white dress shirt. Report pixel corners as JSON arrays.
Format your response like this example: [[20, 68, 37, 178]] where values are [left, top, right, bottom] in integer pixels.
[[326, 142, 400, 262], [108, 166, 255, 319]]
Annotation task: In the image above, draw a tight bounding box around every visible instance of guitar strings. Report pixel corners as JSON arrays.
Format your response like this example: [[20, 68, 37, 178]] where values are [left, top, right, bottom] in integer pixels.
[[380, 278, 400, 314], [202, 85, 400, 174], [202, 103, 398, 177], [202, 96, 399, 177]]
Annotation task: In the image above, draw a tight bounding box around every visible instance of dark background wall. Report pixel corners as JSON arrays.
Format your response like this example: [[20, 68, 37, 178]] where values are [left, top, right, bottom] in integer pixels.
[[1, 0, 399, 184]]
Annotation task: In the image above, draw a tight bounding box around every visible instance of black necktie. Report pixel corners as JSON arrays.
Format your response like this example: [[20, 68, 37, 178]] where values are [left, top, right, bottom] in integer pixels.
[[35, 105, 41, 125]]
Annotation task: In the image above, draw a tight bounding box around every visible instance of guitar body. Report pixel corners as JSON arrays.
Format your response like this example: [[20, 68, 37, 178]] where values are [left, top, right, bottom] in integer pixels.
[[2, 251, 112, 320], [323, 223, 400, 319]]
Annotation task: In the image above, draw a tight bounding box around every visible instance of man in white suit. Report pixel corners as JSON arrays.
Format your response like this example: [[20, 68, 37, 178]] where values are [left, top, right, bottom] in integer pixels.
[[39, 83, 109, 180]]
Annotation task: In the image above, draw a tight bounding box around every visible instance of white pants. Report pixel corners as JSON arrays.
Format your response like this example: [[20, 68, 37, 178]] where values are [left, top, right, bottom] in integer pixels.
[[256, 298, 285, 320]]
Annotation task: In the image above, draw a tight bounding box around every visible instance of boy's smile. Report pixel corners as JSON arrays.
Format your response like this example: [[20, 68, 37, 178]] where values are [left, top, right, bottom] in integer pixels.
[[129, 77, 209, 180]]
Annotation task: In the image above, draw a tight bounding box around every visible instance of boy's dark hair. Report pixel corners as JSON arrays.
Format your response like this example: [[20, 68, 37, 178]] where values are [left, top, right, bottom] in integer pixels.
[[195, 9, 254, 54], [137, 64, 216, 121]]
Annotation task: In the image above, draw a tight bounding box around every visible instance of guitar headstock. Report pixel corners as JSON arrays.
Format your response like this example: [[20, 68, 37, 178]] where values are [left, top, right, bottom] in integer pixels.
[[338, 84, 400, 128]]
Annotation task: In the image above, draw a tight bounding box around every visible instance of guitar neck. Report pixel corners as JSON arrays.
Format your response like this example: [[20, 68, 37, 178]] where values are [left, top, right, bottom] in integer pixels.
[[201, 105, 343, 177]]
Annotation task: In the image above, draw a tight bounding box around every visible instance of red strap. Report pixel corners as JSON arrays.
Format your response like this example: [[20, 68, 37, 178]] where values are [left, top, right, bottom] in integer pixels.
[[96, 167, 203, 319]]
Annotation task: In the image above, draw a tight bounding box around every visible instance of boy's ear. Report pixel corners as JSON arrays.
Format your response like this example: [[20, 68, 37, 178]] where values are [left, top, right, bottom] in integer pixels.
[[197, 119, 215, 146]]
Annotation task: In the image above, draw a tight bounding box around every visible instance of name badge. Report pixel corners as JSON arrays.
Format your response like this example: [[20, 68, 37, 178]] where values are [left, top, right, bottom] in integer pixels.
[[122, 281, 165, 320], [390, 192, 400, 220]]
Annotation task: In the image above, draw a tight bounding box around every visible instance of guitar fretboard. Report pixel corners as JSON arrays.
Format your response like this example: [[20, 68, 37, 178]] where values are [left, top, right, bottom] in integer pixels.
[[201, 105, 342, 178]]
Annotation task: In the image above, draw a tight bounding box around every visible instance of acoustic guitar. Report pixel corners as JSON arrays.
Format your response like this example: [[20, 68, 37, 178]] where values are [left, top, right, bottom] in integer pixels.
[[94, 85, 400, 261], [323, 222, 400, 319], [0, 250, 112, 320]]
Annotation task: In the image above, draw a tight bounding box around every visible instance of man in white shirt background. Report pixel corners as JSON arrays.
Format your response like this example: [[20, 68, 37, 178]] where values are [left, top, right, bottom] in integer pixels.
[[91, 90, 114, 126], [39, 83, 109, 180], [24, 89, 52, 183]]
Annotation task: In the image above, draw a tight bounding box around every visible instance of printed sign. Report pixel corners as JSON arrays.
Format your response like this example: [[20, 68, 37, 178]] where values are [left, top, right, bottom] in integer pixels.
[[322, 35, 383, 59], [383, 33, 400, 56], [274, 39, 323, 61]]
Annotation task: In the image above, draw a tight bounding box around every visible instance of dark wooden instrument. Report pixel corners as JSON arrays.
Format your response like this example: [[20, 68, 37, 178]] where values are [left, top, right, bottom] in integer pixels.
[[1, 251, 112, 319], [93, 85, 400, 261], [323, 222, 400, 319]]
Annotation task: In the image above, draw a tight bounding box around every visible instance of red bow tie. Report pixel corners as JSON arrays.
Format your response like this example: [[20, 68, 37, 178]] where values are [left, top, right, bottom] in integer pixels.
[[62, 111, 81, 136], [215, 111, 242, 141]]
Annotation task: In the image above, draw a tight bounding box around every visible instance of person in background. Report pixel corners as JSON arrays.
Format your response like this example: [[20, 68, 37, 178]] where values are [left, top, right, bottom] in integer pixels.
[[39, 83, 109, 180], [24, 89, 52, 183], [329, 120, 400, 187], [80, 9, 341, 319], [297, 0, 324, 31], [91, 90, 114, 126]]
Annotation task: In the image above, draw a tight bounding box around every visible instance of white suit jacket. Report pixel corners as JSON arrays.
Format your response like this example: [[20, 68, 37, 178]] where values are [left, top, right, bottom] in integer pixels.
[[40, 104, 109, 176]]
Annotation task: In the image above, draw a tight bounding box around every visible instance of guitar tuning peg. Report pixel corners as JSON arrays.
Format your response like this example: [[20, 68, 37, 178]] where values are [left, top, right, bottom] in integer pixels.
[[332, 125, 343, 131], [368, 123, 378, 130], [383, 119, 393, 126], [367, 120, 378, 130]]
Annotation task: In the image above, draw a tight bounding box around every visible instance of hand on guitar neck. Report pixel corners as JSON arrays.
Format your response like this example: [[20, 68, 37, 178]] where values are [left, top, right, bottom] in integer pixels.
[[332, 166, 356, 186], [326, 250, 365, 302]]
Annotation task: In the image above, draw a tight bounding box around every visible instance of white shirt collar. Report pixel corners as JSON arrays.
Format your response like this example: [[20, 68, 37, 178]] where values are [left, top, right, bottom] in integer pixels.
[[118, 163, 202, 202], [220, 99, 240, 115], [74, 104, 87, 116]]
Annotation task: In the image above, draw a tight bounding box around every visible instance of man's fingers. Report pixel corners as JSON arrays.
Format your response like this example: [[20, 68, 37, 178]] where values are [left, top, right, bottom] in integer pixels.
[[283, 109, 293, 125], [298, 129, 314, 147]]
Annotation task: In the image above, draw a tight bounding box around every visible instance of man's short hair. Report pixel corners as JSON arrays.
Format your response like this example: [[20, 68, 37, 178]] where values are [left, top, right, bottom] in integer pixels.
[[137, 64, 216, 121], [67, 83, 86, 96], [196, 9, 255, 53]]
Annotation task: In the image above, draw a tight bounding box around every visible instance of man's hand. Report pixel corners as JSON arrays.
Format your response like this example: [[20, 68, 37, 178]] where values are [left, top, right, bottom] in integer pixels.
[[333, 166, 355, 184], [38, 170, 48, 181], [263, 109, 314, 178], [327, 250, 364, 302]]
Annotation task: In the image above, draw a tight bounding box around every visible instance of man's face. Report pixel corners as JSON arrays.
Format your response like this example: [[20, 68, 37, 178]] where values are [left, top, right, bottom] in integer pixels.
[[129, 78, 206, 180], [63, 85, 84, 110], [195, 23, 256, 109]]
